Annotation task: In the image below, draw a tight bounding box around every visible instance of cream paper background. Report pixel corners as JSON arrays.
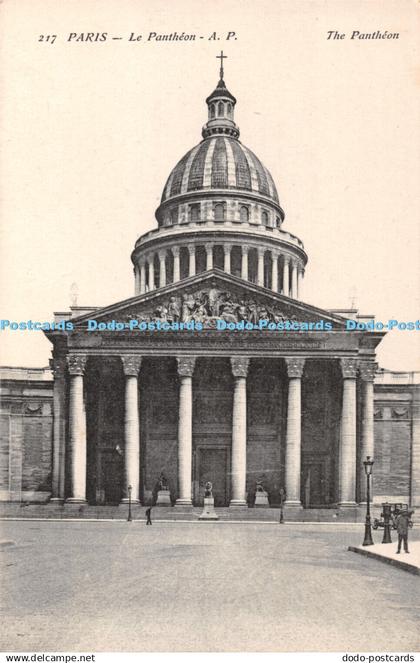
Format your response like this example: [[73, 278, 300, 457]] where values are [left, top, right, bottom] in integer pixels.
[[0, 0, 419, 370]]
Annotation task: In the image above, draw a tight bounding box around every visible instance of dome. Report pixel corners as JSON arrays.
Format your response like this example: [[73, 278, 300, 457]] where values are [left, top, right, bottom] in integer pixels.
[[161, 136, 280, 205]]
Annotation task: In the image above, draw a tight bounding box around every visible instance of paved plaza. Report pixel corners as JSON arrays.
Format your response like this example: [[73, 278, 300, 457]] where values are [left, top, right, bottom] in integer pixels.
[[1, 521, 419, 652]]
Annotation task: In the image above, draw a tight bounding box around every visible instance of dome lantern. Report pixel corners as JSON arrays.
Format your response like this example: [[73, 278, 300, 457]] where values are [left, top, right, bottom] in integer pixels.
[[202, 51, 240, 139]]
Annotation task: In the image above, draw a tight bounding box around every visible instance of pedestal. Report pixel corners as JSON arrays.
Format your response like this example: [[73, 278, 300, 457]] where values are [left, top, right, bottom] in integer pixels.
[[156, 489, 171, 506], [199, 497, 219, 520], [254, 490, 269, 507]]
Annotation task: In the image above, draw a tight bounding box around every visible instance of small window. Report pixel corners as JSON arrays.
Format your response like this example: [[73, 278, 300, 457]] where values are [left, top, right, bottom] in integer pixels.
[[261, 210, 269, 226], [210, 104, 216, 119], [170, 208, 178, 225], [240, 205, 250, 223], [227, 103, 232, 116], [276, 216, 281, 228], [214, 202, 226, 222], [218, 102, 224, 117], [190, 203, 200, 222]]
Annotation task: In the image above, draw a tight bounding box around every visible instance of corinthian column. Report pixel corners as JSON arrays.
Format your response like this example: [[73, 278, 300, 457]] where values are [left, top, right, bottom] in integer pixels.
[[257, 248, 265, 287], [339, 358, 358, 506], [224, 244, 232, 274], [271, 251, 279, 293], [205, 243, 213, 271], [241, 246, 249, 281], [291, 262, 298, 299], [50, 356, 67, 502], [176, 357, 196, 506], [230, 357, 250, 507], [158, 250, 167, 288], [172, 246, 180, 282], [148, 256, 155, 291], [139, 259, 146, 295], [188, 244, 196, 277], [66, 354, 87, 503], [121, 355, 142, 503], [283, 257, 290, 297], [134, 266, 140, 296], [284, 358, 305, 507], [359, 361, 377, 503]]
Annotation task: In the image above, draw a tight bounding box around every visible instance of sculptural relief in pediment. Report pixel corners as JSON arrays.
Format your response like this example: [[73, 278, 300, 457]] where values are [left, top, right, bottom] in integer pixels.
[[122, 286, 317, 329]]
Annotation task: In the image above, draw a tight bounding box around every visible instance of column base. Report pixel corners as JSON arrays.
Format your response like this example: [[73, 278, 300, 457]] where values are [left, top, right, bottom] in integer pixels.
[[337, 501, 357, 508], [49, 497, 64, 504], [120, 498, 141, 505], [174, 499, 193, 508], [229, 500, 248, 509], [65, 498, 87, 504], [284, 500, 303, 509]]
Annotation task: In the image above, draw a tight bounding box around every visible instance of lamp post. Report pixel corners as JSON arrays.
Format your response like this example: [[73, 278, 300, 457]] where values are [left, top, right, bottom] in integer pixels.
[[279, 487, 286, 524], [362, 456, 374, 546], [127, 484, 132, 522]]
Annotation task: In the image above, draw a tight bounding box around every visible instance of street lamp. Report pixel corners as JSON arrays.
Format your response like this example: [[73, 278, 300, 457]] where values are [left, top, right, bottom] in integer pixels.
[[127, 484, 132, 522], [362, 456, 374, 546]]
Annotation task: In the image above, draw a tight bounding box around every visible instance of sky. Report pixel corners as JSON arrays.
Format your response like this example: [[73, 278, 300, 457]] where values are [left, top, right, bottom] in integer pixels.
[[0, 0, 419, 370]]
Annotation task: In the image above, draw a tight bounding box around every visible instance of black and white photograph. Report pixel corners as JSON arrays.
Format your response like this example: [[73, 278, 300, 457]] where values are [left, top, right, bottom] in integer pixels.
[[0, 0, 419, 658]]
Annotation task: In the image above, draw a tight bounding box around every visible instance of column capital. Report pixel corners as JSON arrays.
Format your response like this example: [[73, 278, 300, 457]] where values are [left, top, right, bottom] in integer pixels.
[[283, 254, 290, 265], [147, 253, 155, 263], [257, 247, 265, 257], [158, 248, 167, 260], [242, 245, 249, 255], [177, 356, 196, 377], [172, 245, 180, 257], [49, 356, 67, 379], [187, 243, 196, 255], [139, 255, 146, 267], [359, 360, 378, 382], [204, 242, 213, 253], [285, 357, 305, 379], [231, 356, 250, 378], [121, 355, 142, 376], [224, 243, 232, 254], [67, 354, 87, 376], [340, 358, 358, 379]]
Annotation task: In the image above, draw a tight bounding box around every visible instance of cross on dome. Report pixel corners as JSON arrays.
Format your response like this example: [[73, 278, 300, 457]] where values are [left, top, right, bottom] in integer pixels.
[[216, 50, 227, 80]]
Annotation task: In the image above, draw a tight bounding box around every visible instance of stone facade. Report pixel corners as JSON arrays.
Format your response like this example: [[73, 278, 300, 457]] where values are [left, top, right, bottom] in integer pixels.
[[1, 365, 419, 509]]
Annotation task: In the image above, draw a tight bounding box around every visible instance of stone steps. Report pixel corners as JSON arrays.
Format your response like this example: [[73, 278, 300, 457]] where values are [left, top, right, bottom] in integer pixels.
[[0, 502, 367, 522]]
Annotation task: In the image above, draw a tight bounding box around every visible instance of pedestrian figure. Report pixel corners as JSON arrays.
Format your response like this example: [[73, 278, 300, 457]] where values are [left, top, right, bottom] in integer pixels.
[[145, 507, 152, 525], [396, 509, 411, 553]]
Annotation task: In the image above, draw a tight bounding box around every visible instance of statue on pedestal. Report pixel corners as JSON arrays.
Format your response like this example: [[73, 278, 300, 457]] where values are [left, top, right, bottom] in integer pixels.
[[155, 472, 171, 506], [199, 480, 218, 520], [254, 475, 270, 507]]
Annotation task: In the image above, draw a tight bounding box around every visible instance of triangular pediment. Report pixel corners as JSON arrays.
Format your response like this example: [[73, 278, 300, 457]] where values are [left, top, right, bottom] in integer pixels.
[[71, 269, 349, 330]]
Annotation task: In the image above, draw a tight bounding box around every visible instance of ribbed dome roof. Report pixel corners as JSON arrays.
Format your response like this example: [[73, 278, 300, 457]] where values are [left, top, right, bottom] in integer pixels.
[[161, 136, 279, 205]]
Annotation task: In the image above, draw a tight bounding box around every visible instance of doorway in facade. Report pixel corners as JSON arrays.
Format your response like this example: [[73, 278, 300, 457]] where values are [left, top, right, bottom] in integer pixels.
[[302, 455, 332, 507], [193, 446, 229, 506], [96, 449, 123, 505]]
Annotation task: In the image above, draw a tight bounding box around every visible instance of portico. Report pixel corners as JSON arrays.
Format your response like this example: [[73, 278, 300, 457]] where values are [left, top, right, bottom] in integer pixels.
[[47, 271, 382, 512]]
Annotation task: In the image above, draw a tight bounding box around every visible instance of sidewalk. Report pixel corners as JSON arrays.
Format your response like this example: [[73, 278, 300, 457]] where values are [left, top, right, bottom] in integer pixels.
[[348, 540, 420, 575]]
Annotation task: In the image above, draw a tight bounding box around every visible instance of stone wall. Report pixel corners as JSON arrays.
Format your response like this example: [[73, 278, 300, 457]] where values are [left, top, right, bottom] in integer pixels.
[[373, 383, 418, 506], [0, 367, 53, 502]]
